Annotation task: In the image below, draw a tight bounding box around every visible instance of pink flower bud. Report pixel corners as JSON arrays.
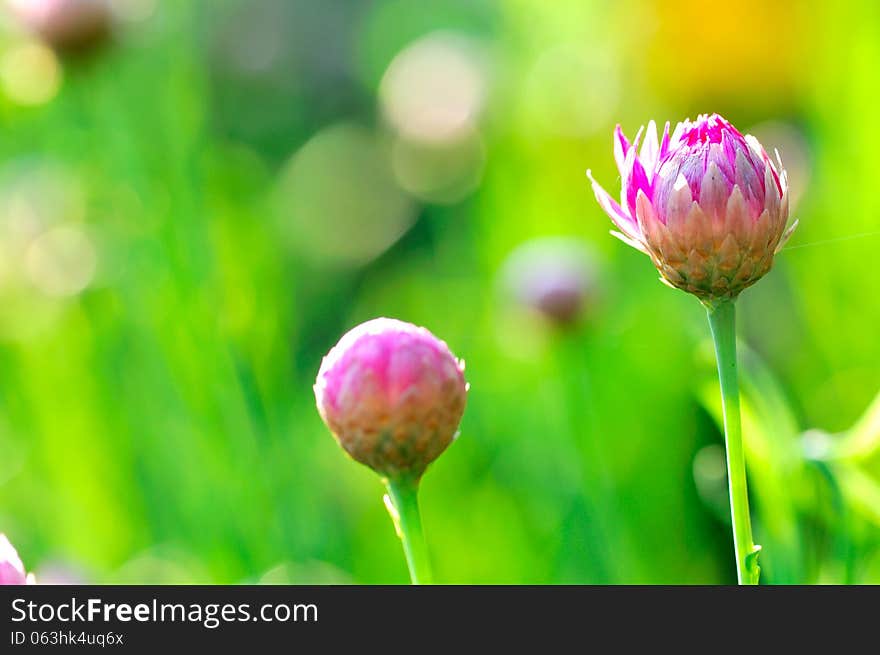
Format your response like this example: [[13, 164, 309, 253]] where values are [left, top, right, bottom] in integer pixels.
[[588, 113, 797, 302], [500, 237, 598, 326], [314, 318, 468, 480], [9, 0, 112, 53], [0, 534, 33, 585]]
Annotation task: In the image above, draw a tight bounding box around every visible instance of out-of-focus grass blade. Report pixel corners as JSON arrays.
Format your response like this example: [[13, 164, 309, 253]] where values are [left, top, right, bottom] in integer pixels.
[[832, 389, 880, 461]]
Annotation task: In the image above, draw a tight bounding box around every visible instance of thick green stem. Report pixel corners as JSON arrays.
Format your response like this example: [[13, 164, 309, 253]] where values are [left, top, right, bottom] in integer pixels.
[[706, 300, 761, 585], [384, 478, 433, 585]]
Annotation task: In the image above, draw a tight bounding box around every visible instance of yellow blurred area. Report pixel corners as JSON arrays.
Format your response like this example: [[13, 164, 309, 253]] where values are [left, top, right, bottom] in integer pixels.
[[643, 0, 811, 107]]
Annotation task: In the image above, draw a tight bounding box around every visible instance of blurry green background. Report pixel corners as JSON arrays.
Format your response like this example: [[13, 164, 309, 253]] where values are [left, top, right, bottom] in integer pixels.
[[0, 0, 878, 584]]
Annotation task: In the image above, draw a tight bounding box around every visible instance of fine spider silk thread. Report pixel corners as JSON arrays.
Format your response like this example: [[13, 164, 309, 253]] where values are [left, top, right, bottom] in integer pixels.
[[779, 231, 880, 252]]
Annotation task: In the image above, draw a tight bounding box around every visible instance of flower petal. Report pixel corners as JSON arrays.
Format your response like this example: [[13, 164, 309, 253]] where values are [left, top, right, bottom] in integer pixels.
[[678, 152, 705, 199], [744, 134, 782, 196], [625, 154, 651, 220], [663, 173, 693, 225], [587, 169, 640, 239], [635, 188, 664, 249], [725, 186, 752, 247], [610, 230, 649, 254], [630, 125, 645, 154], [699, 161, 732, 225], [669, 119, 687, 149], [658, 121, 671, 161], [709, 137, 735, 182], [763, 164, 780, 218], [639, 120, 659, 172], [734, 148, 763, 217], [775, 218, 799, 253], [613, 125, 630, 174]]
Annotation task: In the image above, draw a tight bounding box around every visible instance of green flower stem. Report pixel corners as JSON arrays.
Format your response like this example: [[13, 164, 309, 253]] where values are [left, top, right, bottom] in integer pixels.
[[706, 300, 761, 585], [384, 477, 433, 585]]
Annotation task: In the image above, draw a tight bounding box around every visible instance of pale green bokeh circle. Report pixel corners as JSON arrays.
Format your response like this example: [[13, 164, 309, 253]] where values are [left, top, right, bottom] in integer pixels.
[[276, 123, 416, 267]]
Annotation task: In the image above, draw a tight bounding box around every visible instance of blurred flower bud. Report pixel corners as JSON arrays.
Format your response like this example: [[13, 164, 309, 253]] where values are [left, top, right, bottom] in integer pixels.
[[8, 0, 113, 53], [589, 113, 797, 303], [315, 318, 468, 481], [0, 534, 34, 584], [500, 237, 599, 327]]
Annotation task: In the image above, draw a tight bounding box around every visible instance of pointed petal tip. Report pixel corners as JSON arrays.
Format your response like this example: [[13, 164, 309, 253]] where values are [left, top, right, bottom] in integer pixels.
[[632, 125, 645, 151], [586, 169, 607, 193], [775, 218, 800, 253], [591, 175, 641, 239], [609, 229, 649, 254]]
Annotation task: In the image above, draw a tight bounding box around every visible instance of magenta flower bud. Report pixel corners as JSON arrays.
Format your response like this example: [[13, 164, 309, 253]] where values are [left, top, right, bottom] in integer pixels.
[[314, 318, 468, 481], [0, 534, 33, 585], [8, 0, 112, 53], [588, 113, 797, 302]]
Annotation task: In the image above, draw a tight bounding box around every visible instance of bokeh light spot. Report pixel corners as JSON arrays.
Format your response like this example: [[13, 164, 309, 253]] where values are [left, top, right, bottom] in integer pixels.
[[109, 0, 156, 23], [380, 31, 488, 145], [0, 40, 61, 105], [25, 225, 97, 297], [391, 127, 485, 205], [275, 123, 416, 267], [693, 444, 729, 516], [521, 44, 618, 138]]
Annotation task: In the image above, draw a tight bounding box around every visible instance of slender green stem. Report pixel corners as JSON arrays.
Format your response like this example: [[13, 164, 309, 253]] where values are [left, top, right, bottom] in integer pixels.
[[384, 477, 433, 585], [706, 300, 761, 585]]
